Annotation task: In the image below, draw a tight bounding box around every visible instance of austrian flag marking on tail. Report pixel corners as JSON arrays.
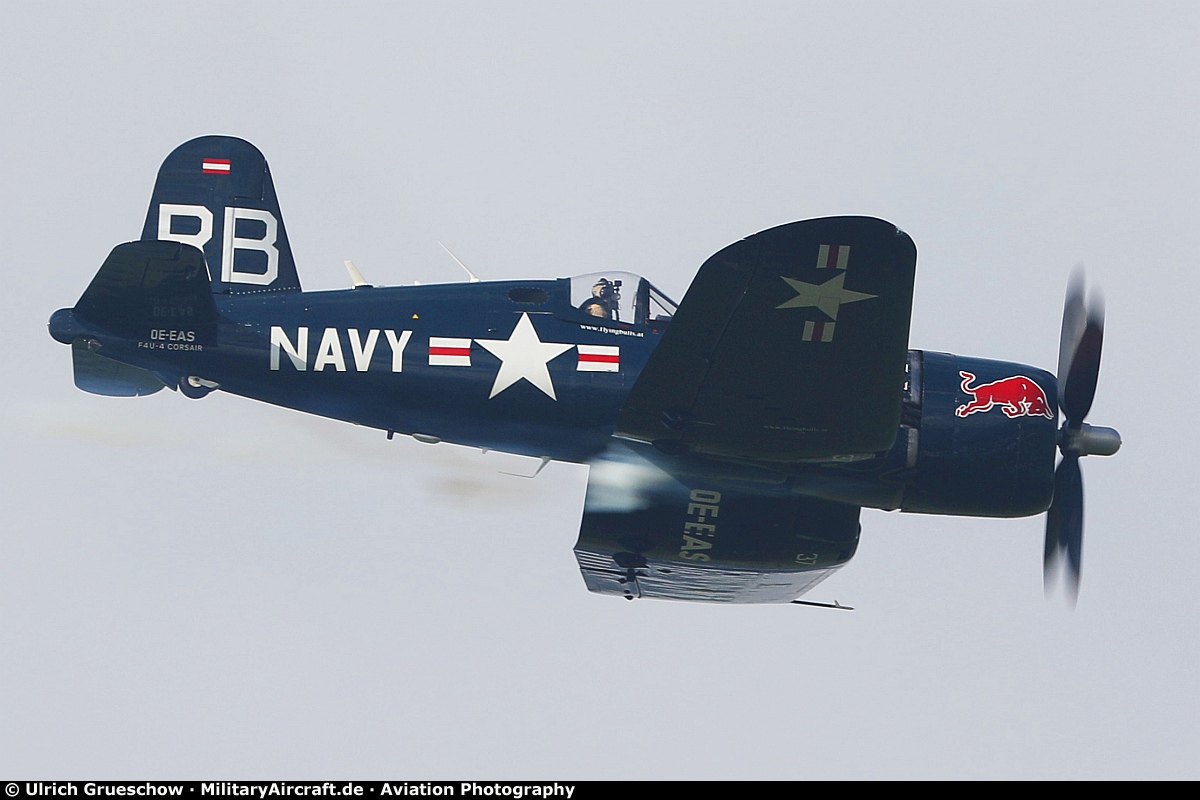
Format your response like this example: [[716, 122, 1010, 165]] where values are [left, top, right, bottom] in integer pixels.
[[577, 344, 620, 372], [816, 244, 850, 269], [429, 337, 472, 367], [201, 158, 231, 174]]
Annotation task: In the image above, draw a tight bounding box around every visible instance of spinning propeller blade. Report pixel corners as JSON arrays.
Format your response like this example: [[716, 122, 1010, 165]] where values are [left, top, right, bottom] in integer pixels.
[[1045, 272, 1118, 602]]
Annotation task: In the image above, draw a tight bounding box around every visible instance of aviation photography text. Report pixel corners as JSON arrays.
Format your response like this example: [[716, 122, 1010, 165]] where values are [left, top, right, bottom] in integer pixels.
[[10, 784, 579, 800]]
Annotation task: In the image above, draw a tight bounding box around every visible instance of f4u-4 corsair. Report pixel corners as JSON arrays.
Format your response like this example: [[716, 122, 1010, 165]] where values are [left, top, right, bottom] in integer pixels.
[[49, 136, 1121, 605]]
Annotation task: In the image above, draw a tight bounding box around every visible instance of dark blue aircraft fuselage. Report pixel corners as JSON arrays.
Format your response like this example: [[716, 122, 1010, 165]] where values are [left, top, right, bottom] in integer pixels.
[[50, 269, 1060, 519], [55, 276, 665, 463]]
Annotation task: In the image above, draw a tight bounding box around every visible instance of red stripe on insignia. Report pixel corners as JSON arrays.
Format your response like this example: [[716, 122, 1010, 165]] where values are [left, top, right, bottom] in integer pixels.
[[429, 347, 470, 356], [577, 344, 619, 372], [202, 158, 231, 174]]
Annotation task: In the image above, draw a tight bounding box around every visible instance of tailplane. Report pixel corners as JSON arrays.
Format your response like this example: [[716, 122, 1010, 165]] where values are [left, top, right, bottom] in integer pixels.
[[71, 339, 165, 397], [139, 135, 302, 294]]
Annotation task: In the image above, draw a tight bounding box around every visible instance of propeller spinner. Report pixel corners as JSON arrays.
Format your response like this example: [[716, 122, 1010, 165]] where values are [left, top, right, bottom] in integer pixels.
[[1045, 272, 1121, 601]]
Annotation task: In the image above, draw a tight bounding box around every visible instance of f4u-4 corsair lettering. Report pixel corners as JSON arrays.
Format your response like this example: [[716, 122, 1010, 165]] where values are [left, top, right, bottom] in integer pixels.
[[270, 327, 413, 372]]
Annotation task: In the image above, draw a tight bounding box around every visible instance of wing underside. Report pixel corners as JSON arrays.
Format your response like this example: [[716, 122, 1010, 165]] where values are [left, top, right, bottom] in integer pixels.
[[575, 548, 844, 604], [574, 447, 862, 603]]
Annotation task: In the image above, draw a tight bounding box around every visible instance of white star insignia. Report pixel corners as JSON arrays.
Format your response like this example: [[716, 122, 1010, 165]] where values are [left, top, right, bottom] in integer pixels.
[[475, 313, 574, 400], [776, 273, 876, 319]]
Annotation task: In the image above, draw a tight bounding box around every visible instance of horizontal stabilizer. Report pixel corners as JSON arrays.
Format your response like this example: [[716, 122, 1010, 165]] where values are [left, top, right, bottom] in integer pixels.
[[72, 340, 164, 396], [617, 216, 917, 463]]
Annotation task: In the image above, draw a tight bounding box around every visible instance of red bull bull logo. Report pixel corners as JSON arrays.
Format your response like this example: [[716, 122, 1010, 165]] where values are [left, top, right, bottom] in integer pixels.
[[956, 371, 1054, 419]]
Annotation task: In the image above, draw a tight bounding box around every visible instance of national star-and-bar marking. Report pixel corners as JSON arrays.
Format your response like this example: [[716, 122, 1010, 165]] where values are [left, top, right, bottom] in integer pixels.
[[802, 321, 835, 342], [776, 272, 876, 319], [474, 312, 574, 400], [816, 243, 849, 269], [429, 337, 472, 366], [778, 243, 876, 343], [576, 344, 619, 372], [428, 336, 620, 375], [202, 158, 231, 174]]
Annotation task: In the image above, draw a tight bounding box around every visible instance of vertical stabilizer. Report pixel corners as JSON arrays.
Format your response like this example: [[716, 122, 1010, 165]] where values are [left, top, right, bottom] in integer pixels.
[[140, 135, 301, 294]]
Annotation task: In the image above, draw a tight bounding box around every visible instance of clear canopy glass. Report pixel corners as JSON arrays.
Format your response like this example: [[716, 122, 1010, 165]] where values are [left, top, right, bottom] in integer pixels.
[[569, 272, 677, 326]]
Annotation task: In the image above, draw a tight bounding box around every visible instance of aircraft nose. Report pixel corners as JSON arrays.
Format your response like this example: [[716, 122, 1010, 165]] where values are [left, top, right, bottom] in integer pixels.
[[1075, 423, 1122, 457], [48, 308, 80, 344]]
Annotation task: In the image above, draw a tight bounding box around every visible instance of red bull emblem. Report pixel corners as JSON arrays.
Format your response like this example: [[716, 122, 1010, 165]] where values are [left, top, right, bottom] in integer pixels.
[[956, 371, 1054, 419]]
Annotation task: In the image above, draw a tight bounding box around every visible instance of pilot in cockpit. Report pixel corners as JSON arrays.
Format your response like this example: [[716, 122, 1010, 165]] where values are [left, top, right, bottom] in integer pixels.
[[578, 277, 621, 320]]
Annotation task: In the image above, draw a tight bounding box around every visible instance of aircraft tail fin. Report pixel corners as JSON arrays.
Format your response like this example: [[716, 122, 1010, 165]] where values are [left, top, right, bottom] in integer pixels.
[[139, 135, 302, 294]]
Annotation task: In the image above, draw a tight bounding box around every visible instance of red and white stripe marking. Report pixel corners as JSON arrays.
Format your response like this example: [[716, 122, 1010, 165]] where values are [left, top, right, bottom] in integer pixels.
[[816, 244, 849, 269], [802, 320, 836, 342], [576, 344, 620, 372], [429, 337, 472, 366], [202, 158, 231, 174]]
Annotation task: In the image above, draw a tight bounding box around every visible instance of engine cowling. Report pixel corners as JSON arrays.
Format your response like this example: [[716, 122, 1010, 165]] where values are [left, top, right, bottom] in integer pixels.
[[899, 350, 1058, 518]]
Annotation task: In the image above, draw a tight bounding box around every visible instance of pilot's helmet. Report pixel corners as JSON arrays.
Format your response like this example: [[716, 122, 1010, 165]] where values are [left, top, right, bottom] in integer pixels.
[[592, 277, 621, 302]]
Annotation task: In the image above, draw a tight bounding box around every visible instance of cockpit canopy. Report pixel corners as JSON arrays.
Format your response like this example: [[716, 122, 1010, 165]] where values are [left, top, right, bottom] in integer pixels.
[[569, 272, 677, 326]]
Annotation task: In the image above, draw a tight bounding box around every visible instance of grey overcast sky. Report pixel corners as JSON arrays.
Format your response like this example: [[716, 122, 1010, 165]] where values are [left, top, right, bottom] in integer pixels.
[[2, 1, 1197, 779]]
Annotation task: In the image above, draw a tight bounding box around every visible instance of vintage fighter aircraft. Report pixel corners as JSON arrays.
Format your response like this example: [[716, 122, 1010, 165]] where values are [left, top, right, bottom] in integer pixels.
[[48, 136, 1121, 604]]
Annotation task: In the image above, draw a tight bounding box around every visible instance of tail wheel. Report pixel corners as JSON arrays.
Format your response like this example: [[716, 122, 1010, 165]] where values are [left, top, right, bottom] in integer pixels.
[[179, 376, 217, 399]]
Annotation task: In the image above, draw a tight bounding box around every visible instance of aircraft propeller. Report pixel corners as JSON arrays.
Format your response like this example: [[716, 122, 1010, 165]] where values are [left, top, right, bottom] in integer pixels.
[[1045, 271, 1121, 601]]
